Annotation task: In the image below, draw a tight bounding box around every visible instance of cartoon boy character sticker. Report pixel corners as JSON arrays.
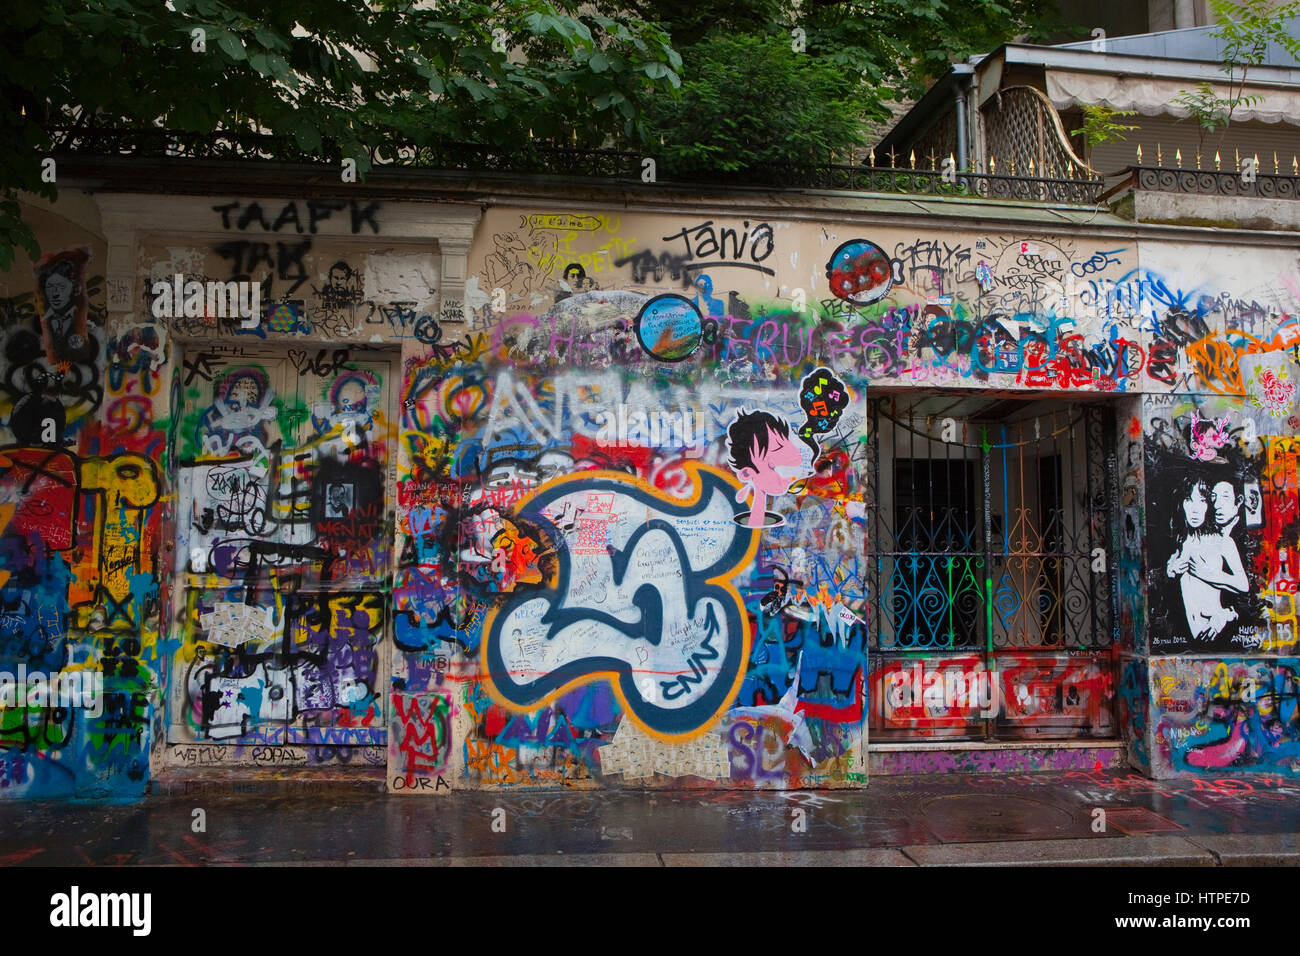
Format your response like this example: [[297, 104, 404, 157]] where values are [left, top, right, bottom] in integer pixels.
[[726, 410, 813, 528], [726, 367, 853, 529]]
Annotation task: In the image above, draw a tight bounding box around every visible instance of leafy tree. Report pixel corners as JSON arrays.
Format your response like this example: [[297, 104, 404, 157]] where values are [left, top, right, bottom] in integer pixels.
[[1072, 104, 1139, 150], [632, 0, 1074, 179], [642, 33, 870, 179], [0, 0, 681, 268], [1174, 0, 1300, 156], [629, 0, 1070, 101], [800, 0, 1072, 103], [622, 0, 789, 48]]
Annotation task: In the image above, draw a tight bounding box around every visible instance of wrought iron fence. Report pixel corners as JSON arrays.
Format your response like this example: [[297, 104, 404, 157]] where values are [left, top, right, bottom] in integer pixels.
[[791, 165, 1103, 203], [1132, 164, 1300, 200], [45, 126, 641, 177], [46, 126, 1105, 202], [49, 125, 319, 163]]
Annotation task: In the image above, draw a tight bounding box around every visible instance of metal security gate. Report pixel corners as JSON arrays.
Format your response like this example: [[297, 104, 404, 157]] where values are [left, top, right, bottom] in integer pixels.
[[867, 393, 1117, 741]]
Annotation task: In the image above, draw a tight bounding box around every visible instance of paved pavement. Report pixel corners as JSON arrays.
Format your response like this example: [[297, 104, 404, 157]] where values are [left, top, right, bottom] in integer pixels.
[[3, 768, 1300, 866]]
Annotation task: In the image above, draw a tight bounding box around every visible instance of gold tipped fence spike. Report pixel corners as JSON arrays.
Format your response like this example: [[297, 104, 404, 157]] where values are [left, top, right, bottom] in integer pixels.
[[1255, 153, 1261, 172], [1215, 150, 1221, 170], [869, 147, 875, 167], [1029, 157, 1036, 174], [928, 151, 936, 171], [1136, 143, 1143, 163], [1275, 151, 1280, 175], [909, 149, 916, 169], [1176, 148, 1183, 168], [1294, 155, 1298, 175], [889, 147, 897, 168], [1195, 152, 1202, 170], [1235, 147, 1240, 168], [1157, 143, 1163, 166], [990, 155, 997, 174]]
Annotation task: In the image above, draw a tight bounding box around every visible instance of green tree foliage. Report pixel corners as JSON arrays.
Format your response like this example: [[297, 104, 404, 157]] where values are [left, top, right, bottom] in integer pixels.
[[642, 33, 869, 179], [1174, 0, 1300, 154], [0, 0, 681, 268], [633, 0, 1071, 179], [801, 0, 1070, 102], [1071, 104, 1139, 149]]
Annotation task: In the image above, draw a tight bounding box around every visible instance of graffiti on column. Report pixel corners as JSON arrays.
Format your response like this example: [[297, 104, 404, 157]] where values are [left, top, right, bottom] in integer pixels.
[[0, 244, 166, 796]]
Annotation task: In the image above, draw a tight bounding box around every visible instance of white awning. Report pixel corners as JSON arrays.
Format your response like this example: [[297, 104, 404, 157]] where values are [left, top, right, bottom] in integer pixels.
[[1045, 69, 1300, 125]]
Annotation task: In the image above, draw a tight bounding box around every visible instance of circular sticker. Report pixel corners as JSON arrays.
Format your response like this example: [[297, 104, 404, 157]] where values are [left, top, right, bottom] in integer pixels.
[[635, 294, 705, 362], [826, 239, 893, 306]]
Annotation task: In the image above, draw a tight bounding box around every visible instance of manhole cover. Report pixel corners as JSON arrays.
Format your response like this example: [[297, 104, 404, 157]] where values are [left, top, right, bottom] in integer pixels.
[[920, 793, 1074, 841]]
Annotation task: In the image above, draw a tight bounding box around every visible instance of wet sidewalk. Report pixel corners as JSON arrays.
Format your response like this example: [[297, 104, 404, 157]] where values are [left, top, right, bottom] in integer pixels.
[[3, 769, 1300, 866]]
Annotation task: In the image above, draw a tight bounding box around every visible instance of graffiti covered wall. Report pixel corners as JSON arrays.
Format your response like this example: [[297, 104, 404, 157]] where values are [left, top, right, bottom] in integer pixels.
[[0, 205, 170, 797], [392, 213, 876, 788], [1136, 242, 1300, 775], [7, 186, 1300, 795], [142, 198, 429, 775], [388, 210, 1161, 790]]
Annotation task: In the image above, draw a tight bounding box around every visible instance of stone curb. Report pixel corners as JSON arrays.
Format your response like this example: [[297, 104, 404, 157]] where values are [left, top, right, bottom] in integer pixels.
[[900, 836, 1217, 866]]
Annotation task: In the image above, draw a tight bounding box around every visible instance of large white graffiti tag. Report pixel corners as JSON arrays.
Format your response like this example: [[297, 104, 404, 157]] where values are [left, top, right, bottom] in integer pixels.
[[482, 464, 757, 738]]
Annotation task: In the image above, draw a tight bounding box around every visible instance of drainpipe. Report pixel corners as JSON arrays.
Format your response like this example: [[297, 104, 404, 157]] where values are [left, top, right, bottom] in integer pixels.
[[954, 78, 969, 174], [953, 64, 974, 177]]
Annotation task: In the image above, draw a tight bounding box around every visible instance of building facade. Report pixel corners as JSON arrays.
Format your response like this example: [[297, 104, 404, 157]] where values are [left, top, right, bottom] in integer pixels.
[[2, 162, 1298, 797]]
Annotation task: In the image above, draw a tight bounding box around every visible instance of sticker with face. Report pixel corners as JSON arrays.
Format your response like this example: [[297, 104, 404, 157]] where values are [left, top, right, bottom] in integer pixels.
[[1244, 481, 1263, 527], [726, 410, 813, 527], [727, 412, 802, 493], [44, 272, 74, 313], [33, 246, 92, 363], [312, 370, 380, 446], [826, 239, 893, 307], [199, 367, 278, 456]]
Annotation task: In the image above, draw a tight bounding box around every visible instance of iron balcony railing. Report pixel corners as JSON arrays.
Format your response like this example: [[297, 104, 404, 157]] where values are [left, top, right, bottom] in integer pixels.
[[46, 126, 1105, 204], [1129, 163, 1300, 200], [787, 164, 1103, 203]]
